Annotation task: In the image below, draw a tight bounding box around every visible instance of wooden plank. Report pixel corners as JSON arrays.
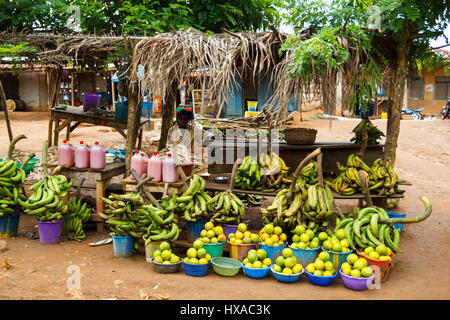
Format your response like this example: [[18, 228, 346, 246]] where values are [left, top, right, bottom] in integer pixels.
[[0, 80, 13, 142]]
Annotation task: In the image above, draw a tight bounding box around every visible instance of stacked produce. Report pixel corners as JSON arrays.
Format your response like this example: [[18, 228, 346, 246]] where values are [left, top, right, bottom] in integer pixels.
[[321, 228, 352, 253], [243, 249, 272, 269], [64, 199, 91, 241], [295, 161, 318, 188], [272, 247, 303, 274], [330, 154, 404, 196], [305, 251, 337, 277], [290, 225, 322, 249], [199, 221, 226, 243], [360, 245, 393, 262], [152, 241, 181, 264], [0, 135, 34, 218], [100, 192, 180, 246], [20, 143, 73, 222], [228, 223, 259, 245], [177, 174, 214, 222], [340, 254, 374, 278], [184, 240, 212, 265], [208, 190, 245, 225], [236, 193, 265, 207], [234, 153, 290, 190], [350, 119, 385, 145], [258, 223, 287, 246]]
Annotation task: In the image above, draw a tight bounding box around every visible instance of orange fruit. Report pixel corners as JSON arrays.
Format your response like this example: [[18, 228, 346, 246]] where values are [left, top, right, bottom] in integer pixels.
[[218, 234, 226, 242], [204, 221, 214, 231]]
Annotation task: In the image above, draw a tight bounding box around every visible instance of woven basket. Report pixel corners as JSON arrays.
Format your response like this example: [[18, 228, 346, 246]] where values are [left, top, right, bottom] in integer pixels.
[[283, 127, 317, 145]]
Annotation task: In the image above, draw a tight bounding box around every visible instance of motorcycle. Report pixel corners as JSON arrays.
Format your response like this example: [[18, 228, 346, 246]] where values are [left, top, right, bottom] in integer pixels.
[[401, 106, 424, 120], [440, 98, 450, 120]]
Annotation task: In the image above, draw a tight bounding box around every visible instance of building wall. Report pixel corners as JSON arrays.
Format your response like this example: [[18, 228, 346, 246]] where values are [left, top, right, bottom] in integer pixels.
[[407, 67, 448, 115], [18, 71, 48, 111]]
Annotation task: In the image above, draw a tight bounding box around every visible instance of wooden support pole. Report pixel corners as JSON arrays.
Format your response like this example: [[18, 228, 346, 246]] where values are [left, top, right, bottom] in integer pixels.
[[71, 71, 74, 106], [158, 81, 178, 151], [0, 80, 13, 142]]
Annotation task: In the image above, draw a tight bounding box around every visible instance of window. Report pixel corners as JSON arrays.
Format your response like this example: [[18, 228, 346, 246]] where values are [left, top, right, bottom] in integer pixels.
[[434, 76, 450, 100], [409, 78, 424, 99]]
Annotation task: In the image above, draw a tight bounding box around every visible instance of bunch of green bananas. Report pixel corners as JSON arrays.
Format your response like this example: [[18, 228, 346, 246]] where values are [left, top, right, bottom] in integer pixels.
[[330, 154, 404, 196], [0, 160, 27, 218], [296, 161, 318, 188], [334, 206, 402, 253], [302, 184, 337, 223], [234, 155, 262, 190], [350, 119, 385, 145], [64, 199, 91, 241], [236, 193, 265, 207], [259, 153, 291, 189], [208, 190, 246, 224], [261, 188, 301, 231], [177, 174, 214, 222], [19, 175, 73, 221]]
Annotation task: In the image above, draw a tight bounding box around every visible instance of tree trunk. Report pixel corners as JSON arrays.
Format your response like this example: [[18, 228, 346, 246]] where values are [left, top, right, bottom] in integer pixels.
[[158, 82, 178, 151], [384, 49, 407, 165], [125, 88, 139, 176]]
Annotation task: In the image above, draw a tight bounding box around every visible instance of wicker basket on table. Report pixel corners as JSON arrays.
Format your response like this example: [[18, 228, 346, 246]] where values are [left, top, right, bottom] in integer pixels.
[[283, 127, 318, 145]]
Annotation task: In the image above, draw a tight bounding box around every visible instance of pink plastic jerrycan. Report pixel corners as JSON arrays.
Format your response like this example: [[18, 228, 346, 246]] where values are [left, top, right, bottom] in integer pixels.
[[75, 141, 90, 169], [140, 151, 149, 176], [147, 152, 162, 182], [90, 142, 106, 169], [58, 139, 74, 167], [162, 153, 179, 183], [130, 150, 145, 178]]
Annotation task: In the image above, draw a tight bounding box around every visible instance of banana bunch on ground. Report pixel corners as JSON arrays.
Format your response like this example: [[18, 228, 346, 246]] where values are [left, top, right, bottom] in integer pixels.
[[234, 155, 262, 190], [19, 175, 72, 222], [335, 206, 402, 253], [176, 174, 214, 222], [330, 154, 404, 196], [208, 190, 246, 224], [295, 161, 318, 188], [64, 199, 91, 241], [350, 119, 385, 145]]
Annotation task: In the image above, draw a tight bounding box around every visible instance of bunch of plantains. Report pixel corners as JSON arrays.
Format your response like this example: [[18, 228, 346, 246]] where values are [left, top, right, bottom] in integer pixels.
[[329, 154, 404, 196], [0, 135, 34, 218], [208, 190, 246, 224], [177, 174, 214, 222], [19, 141, 72, 222], [295, 161, 319, 188], [350, 119, 385, 145]]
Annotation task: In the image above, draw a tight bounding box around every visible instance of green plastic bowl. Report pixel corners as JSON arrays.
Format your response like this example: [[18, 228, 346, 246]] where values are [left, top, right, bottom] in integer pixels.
[[211, 257, 242, 277]]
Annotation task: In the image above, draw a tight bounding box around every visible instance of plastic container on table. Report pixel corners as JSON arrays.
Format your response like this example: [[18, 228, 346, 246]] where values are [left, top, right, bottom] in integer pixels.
[[140, 152, 149, 176], [58, 139, 74, 167], [0, 214, 20, 239], [82, 93, 101, 112], [130, 150, 145, 178], [90, 142, 106, 169], [147, 152, 162, 182], [289, 246, 320, 267], [162, 153, 179, 183], [111, 233, 134, 258], [37, 219, 64, 244], [74, 141, 90, 169]]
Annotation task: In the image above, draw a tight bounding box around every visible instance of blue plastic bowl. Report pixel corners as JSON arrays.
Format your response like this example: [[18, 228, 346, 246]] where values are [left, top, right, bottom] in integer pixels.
[[289, 245, 320, 267], [259, 243, 287, 262], [183, 261, 211, 277], [271, 265, 303, 283], [241, 262, 271, 279], [387, 210, 407, 232], [305, 270, 338, 286]]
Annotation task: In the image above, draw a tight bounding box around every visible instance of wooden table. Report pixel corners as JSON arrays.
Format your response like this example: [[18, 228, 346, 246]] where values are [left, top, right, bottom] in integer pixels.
[[48, 106, 149, 147], [206, 140, 384, 176], [60, 162, 126, 232]]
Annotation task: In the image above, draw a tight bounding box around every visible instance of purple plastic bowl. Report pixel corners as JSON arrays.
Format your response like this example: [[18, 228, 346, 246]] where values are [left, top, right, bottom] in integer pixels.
[[82, 93, 101, 111], [339, 269, 375, 291]]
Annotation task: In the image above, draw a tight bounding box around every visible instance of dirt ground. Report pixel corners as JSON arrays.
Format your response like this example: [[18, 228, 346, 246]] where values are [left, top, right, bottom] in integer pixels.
[[0, 112, 449, 300]]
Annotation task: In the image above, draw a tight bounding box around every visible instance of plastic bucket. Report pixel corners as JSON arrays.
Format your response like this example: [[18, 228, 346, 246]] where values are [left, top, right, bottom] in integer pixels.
[[305, 270, 338, 286], [203, 242, 225, 258], [357, 251, 395, 283], [289, 246, 320, 267], [322, 247, 353, 273], [37, 219, 64, 244], [183, 261, 211, 277], [340, 269, 375, 291], [222, 223, 238, 240], [229, 242, 258, 262], [387, 210, 407, 232], [247, 101, 258, 111], [112, 234, 134, 258], [82, 93, 101, 111], [0, 214, 20, 238], [271, 266, 303, 283], [186, 220, 208, 243], [242, 262, 271, 279], [259, 243, 287, 262], [145, 241, 162, 263]]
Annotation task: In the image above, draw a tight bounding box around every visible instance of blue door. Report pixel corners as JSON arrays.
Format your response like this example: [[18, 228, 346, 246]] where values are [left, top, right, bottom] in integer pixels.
[[258, 77, 298, 112], [221, 77, 243, 118]]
